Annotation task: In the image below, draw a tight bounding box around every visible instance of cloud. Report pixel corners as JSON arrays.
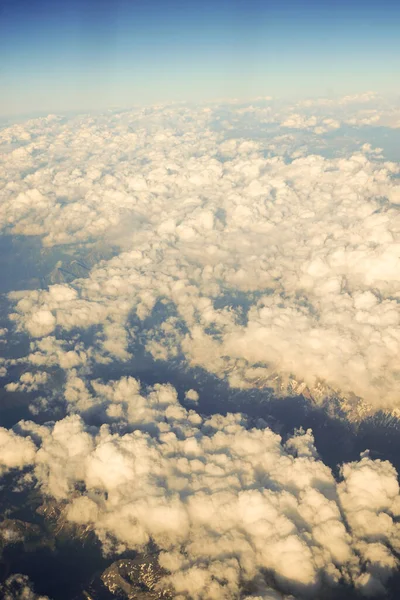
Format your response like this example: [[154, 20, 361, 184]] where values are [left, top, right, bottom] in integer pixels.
[[7, 136, 399, 414], [337, 452, 400, 595], [26, 336, 91, 370], [281, 113, 340, 134], [0, 574, 50, 600], [338, 92, 378, 105], [6, 371, 49, 393], [0, 427, 36, 477], [2, 95, 400, 598], [0, 378, 395, 598]]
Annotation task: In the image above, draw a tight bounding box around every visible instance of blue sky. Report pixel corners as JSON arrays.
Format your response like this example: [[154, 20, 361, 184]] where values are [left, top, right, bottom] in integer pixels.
[[0, 0, 399, 115]]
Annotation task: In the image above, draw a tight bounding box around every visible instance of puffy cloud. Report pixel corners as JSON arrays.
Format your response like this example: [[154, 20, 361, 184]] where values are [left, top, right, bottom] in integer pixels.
[[26, 336, 91, 370], [281, 113, 340, 134], [293, 93, 400, 129], [25, 310, 56, 338], [185, 389, 200, 404], [338, 454, 400, 545], [3, 101, 399, 417], [3, 379, 397, 598], [339, 92, 379, 105], [2, 95, 400, 598], [338, 453, 400, 595], [0, 427, 36, 477], [0, 574, 50, 600], [6, 371, 49, 393]]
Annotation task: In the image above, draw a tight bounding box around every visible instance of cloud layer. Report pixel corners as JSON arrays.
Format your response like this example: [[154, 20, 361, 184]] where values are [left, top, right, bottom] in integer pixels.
[[1, 378, 399, 598], [1, 95, 400, 598], [2, 97, 399, 413]]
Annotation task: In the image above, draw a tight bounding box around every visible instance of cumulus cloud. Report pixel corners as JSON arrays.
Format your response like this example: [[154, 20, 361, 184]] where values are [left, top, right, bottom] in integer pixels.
[[26, 336, 91, 370], [0, 379, 394, 597], [6, 129, 399, 413], [1, 97, 400, 596], [185, 389, 200, 404], [6, 371, 49, 393], [281, 113, 340, 134], [0, 574, 50, 600], [337, 453, 400, 595], [0, 427, 36, 477]]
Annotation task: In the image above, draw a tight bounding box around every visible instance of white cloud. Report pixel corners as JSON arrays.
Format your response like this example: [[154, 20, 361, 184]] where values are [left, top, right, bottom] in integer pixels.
[[26, 336, 91, 370], [339, 92, 379, 105], [2, 95, 400, 599], [6, 371, 49, 393], [281, 113, 340, 134], [0, 427, 36, 477], [0, 379, 394, 598], [0, 574, 50, 600], [185, 389, 199, 404], [3, 102, 399, 417]]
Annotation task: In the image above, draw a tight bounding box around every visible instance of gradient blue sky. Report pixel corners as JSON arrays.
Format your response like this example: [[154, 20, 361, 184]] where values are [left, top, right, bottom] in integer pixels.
[[0, 0, 399, 115]]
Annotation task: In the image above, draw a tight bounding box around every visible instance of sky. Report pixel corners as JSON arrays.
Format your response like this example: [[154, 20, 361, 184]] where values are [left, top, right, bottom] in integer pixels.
[[1, 6, 400, 596], [1, 0, 400, 115]]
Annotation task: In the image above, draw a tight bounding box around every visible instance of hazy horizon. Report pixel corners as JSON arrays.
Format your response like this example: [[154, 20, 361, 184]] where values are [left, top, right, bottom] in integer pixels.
[[1, 0, 400, 115]]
